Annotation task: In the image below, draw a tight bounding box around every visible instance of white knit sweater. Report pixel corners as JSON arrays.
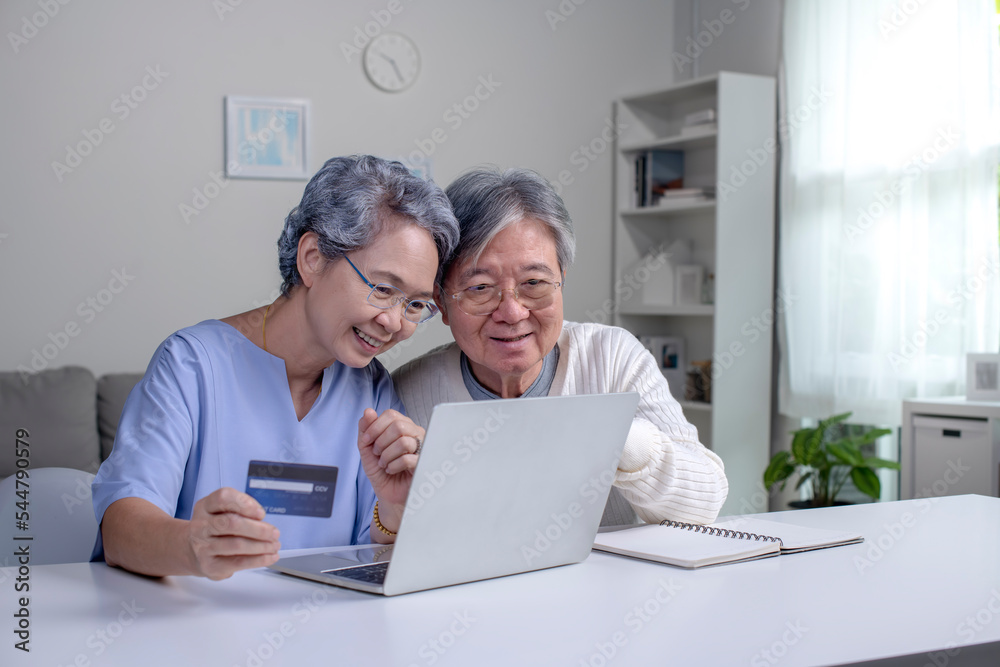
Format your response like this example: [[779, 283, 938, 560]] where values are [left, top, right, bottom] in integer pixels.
[[391, 321, 728, 524]]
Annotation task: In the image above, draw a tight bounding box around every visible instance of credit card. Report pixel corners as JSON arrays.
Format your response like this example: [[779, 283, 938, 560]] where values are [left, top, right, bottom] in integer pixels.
[[245, 460, 338, 518]]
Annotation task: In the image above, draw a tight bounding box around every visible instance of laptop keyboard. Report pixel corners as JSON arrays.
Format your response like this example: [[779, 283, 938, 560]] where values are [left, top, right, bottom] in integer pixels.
[[330, 561, 389, 584]]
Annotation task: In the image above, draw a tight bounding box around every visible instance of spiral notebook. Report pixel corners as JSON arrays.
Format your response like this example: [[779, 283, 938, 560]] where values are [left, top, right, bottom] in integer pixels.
[[593, 517, 864, 569]]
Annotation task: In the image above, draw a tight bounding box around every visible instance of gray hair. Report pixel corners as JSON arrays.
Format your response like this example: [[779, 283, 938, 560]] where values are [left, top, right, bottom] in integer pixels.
[[442, 166, 576, 285], [277, 155, 459, 295]]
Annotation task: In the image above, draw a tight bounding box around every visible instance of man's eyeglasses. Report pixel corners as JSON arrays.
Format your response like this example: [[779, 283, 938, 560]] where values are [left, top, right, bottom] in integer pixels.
[[343, 256, 439, 324], [446, 279, 563, 316]]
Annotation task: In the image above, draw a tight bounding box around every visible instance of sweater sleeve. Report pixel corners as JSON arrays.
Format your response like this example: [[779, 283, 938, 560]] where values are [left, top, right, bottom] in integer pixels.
[[390, 343, 467, 431], [565, 323, 729, 524]]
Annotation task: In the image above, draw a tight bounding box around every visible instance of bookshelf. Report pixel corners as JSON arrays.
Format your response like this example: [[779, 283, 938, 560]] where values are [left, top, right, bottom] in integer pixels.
[[612, 72, 776, 514]]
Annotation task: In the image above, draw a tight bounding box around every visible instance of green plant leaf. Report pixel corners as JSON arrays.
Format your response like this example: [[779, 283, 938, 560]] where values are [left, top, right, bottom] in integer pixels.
[[819, 412, 853, 429], [827, 442, 863, 467], [790, 428, 813, 465], [826, 443, 852, 466], [851, 467, 881, 500], [842, 439, 864, 458], [862, 457, 901, 470], [794, 470, 813, 490], [803, 431, 826, 468], [763, 451, 794, 489], [855, 427, 892, 446]]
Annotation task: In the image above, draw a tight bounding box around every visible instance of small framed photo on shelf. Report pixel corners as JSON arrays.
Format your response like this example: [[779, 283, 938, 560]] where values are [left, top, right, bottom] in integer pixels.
[[966, 353, 1000, 400], [225, 95, 310, 180], [639, 335, 685, 401]]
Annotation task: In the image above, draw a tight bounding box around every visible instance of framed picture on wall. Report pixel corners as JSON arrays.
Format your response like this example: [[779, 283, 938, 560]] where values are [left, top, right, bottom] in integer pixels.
[[402, 154, 432, 181], [225, 96, 310, 179]]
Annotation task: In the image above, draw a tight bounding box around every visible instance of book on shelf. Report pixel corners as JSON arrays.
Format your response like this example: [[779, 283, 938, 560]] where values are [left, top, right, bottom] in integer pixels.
[[633, 150, 684, 208], [681, 109, 717, 137], [660, 186, 715, 199], [651, 187, 716, 208], [684, 108, 716, 126], [593, 516, 864, 569], [679, 122, 717, 136]]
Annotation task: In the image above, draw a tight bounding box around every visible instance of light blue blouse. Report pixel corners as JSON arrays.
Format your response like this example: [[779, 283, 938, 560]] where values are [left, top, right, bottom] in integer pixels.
[[92, 320, 401, 555]]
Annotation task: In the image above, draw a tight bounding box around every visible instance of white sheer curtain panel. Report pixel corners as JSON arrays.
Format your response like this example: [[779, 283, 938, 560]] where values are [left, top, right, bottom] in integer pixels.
[[778, 0, 1000, 426]]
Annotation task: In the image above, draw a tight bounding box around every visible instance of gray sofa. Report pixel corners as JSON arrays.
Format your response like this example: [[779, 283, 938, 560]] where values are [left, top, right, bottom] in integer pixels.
[[0, 367, 142, 478]]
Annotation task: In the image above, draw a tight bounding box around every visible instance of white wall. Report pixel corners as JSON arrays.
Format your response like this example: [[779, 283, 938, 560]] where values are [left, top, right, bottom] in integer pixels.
[[673, 0, 781, 81], [1, 0, 683, 375]]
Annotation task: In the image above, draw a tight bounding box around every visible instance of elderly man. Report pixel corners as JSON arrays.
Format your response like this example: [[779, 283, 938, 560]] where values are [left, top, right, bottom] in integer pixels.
[[392, 166, 728, 525]]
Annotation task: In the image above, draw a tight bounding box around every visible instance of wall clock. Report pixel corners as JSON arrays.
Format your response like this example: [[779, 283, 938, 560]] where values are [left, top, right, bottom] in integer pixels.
[[363, 32, 420, 92]]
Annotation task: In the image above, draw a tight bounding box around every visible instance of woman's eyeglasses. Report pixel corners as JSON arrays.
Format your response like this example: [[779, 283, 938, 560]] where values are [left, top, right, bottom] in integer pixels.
[[343, 256, 439, 324]]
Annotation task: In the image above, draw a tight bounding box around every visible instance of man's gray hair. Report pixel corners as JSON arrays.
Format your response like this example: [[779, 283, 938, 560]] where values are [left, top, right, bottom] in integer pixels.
[[277, 155, 459, 295], [442, 166, 575, 284]]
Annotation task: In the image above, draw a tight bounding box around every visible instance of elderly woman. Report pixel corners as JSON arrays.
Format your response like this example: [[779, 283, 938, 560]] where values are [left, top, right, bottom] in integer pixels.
[[93, 155, 458, 580], [392, 166, 728, 525]]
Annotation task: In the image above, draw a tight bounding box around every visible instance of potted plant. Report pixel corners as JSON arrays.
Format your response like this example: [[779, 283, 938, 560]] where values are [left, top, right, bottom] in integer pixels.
[[763, 412, 900, 508]]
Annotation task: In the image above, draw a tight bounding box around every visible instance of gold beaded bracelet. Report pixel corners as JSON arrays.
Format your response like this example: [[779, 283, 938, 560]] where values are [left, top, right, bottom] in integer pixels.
[[373, 501, 396, 537]]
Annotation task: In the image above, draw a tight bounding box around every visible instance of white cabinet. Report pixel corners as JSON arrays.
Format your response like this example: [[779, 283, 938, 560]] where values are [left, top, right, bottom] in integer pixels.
[[612, 72, 776, 514], [901, 397, 1000, 499]]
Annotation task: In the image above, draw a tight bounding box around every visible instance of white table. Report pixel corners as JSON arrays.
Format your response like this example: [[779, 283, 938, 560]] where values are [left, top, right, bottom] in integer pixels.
[[3, 495, 999, 666]]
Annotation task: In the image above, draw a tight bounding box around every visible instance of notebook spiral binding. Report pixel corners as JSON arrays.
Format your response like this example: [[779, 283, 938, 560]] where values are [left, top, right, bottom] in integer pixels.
[[658, 519, 784, 547]]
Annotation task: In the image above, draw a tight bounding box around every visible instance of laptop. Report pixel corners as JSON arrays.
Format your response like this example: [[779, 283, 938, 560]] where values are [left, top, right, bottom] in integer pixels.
[[268, 392, 639, 595]]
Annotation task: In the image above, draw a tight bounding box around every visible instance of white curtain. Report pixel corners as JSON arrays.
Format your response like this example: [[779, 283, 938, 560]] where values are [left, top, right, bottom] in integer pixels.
[[778, 0, 1000, 426]]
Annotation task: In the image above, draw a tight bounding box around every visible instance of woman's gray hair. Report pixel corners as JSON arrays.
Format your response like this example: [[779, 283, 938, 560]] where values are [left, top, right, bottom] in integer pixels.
[[277, 155, 459, 295], [442, 166, 576, 285]]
